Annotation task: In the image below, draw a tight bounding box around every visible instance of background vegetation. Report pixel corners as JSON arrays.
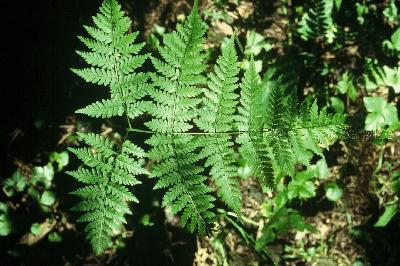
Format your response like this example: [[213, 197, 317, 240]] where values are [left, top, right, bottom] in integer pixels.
[[1, 0, 399, 265]]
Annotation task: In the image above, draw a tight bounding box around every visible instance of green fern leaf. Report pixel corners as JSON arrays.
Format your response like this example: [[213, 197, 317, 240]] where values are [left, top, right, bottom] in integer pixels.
[[73, 0, 150, 120], [195, 38, 242, 214], [67, 133, 146, 254], [69, 0, 150, 254], [145, 0, 216, 234], [297, 0, 337, 43], [237, 59, 275, 188]]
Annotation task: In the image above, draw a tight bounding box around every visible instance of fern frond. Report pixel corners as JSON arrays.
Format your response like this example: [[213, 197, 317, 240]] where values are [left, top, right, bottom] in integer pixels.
[[297, 0, 337, 43], [195, 38, 242, 213], [69, 0, 150, 254], [67, 133, 146, 254], [73, 0, 150, 120], [145, 0, 216, 234]]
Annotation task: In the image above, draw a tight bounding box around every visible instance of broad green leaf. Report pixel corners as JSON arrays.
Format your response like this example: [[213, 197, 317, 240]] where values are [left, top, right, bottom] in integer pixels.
[[330, 96, 344, 114], [365, 112, 385, 131], [364, 97, 399, 131], [325, 182, 343, 201], [383, 66, 400, 93], [336, 72, 357, 101], [30, 223, 41, 236], [31, 163, 55, 189], [0, 214, 12, 236], [48, 232, 62, 242], [244, 30, 272, 56], [50, 151, 69, 171], [312, 159, 330, 179], [374, 204, 398, 227], [391, 28, 400, 51], [40, 191, 56, 206], [288, 171, 316, 200], [383, 0, 399, 24]]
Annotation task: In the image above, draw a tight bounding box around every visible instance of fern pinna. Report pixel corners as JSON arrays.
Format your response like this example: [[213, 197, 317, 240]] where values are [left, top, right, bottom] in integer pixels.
[[145, 1, 216, 234], [69, 0, 149, 254], [237, 64, 346, 187], [195, 38, 242, 215], [70, 0, 347, 254]]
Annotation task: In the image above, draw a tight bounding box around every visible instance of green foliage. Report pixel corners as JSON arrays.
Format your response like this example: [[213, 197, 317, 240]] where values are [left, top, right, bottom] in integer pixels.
[[72, 0, 150, 120], [241, 30, 272, 73], [0, 202, 12, 236], [374, 204, 398, 227], [40, 191, 56, 206], [287, 171, 316, 200], [238, 66, 346, 187], [70, 0, 149, 253], [69, 0, 347, 254], [237, 60, 276, 188], [48, 232, 63, 243], [49, 151, 69, 171], [256, 207, 309, 250], [363, 59, 400, 93], [325, 182, 343, 202], [297, 0, 337, 43], [336, 72, 357, 102], [68, 134, 146, 254], [30, 223, 41, 236], [383, 28, 400, 56], [2, 171, 26, 197], [363, 96, 399, 131], [31, 163, 55, 189], [195, 38, 242, 214], [145, 1, 216, 234], [383, 0, 399, 24]]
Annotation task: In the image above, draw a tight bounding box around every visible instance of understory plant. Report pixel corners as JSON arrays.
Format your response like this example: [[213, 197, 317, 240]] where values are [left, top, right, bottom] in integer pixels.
[[69, 0, 346, 254]]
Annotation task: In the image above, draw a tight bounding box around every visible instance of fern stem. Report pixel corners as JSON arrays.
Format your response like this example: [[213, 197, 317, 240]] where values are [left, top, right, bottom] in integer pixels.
[[128, 127, 345, 135]]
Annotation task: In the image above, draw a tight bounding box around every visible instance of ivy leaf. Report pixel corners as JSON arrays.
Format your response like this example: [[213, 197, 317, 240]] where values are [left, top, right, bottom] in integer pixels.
[[364, 97, 399, 131], [336, 72, 357, 102], [383, 0, 399, 24], [244, 30, 272, 56], [287, 171, 316, 200]]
